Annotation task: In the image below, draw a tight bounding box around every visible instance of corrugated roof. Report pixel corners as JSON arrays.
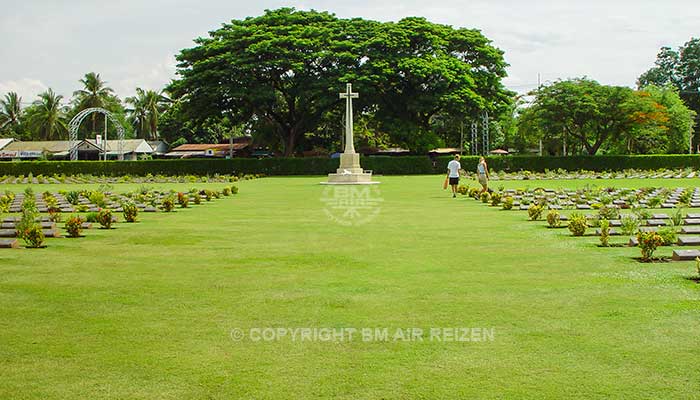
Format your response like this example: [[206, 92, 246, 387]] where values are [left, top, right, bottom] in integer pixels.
[[0, 138, 14, 150], [172, 143, 248, 151], [429, 147, 462, 154], [84, 139, 153, 153], [4, 139, 155, 154], [3, 140, 72, 152]]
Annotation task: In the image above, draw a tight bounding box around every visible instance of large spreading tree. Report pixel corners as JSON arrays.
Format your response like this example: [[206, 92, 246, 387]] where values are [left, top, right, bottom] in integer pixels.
[[638, 38, 700, 147], [519, 79, 633, 155], [519, 78, 695, 155], [169, 8, 511, 155]]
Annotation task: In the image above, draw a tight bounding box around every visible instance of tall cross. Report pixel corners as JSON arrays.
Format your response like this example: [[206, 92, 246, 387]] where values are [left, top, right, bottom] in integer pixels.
[[339, 83, 359, 154]]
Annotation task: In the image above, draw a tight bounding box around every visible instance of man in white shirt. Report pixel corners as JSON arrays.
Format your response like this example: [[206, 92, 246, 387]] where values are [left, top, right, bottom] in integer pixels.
[[447, 154, 461, 198]]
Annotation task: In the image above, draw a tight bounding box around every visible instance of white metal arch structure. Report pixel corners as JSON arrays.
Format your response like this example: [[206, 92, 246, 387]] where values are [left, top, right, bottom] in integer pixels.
[[68, 107, 125, 161]]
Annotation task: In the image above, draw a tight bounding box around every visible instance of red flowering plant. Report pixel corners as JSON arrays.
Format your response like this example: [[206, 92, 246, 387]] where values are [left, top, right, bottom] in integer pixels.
[[96, 208, 113, 229], [636, 231, 664, 261], [64, 215, 84, 238]]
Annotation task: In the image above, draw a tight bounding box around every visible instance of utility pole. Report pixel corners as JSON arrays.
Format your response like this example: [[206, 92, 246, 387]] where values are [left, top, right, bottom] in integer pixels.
[[562, 130, 567, 156], [690, 124, 694, 154], [103, 114, 108, 161], [481, 111, 489, 155]]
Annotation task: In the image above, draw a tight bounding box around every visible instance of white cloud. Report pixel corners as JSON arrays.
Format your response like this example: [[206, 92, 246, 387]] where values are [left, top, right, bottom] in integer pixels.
[[0, 79, 49, 104], [0, 0, 698, 100], [112, 56, 178, 98]]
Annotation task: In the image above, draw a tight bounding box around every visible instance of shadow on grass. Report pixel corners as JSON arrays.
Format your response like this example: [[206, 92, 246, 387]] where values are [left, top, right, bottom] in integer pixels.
[[631, 257, 672, 263]]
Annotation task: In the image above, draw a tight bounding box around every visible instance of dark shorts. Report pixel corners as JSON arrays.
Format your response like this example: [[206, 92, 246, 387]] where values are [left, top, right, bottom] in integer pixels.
[[449, 177, 459, 185]]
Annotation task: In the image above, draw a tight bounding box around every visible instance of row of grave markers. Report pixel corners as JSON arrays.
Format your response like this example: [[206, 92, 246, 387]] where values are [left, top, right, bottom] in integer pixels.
[[0, 174, 255, 185], [0, 188, 231, 249], [472, 186, 700, 262], [501, 187, 700, 210]]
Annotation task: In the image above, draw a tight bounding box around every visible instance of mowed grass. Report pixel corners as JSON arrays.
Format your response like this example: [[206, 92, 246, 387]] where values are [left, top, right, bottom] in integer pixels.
[[1, 175, 699, 399]]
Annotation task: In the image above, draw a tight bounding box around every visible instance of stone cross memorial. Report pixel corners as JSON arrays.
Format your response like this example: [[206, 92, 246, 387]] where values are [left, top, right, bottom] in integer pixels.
[[324, 83, 378, 185]]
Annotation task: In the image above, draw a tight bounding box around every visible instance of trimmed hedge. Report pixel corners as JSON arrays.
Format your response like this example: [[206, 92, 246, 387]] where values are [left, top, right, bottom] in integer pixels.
[[1, 154, 700, 176]]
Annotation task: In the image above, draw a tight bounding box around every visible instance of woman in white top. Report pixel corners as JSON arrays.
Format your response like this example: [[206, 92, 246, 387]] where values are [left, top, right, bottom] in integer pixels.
[[477, 156, 489, 193]]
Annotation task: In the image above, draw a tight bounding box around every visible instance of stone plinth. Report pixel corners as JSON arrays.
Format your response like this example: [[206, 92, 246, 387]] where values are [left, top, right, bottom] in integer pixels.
[[325, 153, 378, 185], [336, 153, 363, 174], [325, 171, 376, 184]]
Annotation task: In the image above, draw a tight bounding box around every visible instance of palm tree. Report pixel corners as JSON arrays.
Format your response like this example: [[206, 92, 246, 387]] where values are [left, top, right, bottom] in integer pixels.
[[0, 92, 22, 136], [26, 89, 68, 140], [125, 88, 170, 140], [73, 72, 114, 133]]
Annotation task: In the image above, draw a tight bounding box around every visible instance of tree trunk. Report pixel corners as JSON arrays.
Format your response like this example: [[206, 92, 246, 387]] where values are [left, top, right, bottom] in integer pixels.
[[283, 129, 298, 157], [150, 119, 157, 140]]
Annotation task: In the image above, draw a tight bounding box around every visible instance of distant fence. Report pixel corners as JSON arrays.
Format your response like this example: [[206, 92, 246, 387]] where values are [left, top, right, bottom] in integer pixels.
[[1, 155, 700, 176]]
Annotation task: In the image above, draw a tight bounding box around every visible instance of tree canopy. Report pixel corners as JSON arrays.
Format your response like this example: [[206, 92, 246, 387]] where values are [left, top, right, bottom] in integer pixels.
[[169, 8, 512, 155], [518, 78, 695, 155], [638, 38, 700, 145]]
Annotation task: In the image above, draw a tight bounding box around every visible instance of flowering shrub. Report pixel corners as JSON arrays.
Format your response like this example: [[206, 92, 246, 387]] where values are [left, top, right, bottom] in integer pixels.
[[22, 225, 45, 248], [528, 204, 543, 221], [122, 202, 138, 222], [96, 209, 113, 229], [16, 192, 40, 245], [637, 231, 664, 261], [88, 191, 108, 208], [679, 190, 692, 205], [0, 195, 10, 213], [65, 215, 84, 238], [480, 192, 491, 203], [161, 196, 175, 212], [568, 212, 588, 236], [222, 187, 232, 196], [490, 192, 502, 206], [647, 196, 663, 208], [502, 196, 514, 210], [177, 192, 189, 208], [65, 191, 80, 205], [48, 208, 62, 223], [547, 210, 561, 227], [598, 205, 619, 220], [620, 214, 640, 236], [656, 227, 677, 246], [230, 185, 239, 194]]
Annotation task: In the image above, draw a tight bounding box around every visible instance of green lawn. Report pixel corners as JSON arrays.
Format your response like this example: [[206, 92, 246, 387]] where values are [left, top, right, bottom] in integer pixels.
[[1, 176, 699, 399]]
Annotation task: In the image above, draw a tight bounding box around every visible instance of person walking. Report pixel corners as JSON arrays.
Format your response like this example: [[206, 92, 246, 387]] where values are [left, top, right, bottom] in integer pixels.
[[447, 155, 461, 198], [477, 156, 490, 193]]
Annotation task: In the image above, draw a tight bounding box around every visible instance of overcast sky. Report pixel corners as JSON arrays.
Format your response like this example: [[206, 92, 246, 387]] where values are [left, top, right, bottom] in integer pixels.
[[0, 0, 697, 105]]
